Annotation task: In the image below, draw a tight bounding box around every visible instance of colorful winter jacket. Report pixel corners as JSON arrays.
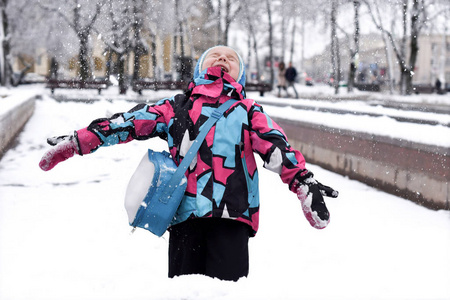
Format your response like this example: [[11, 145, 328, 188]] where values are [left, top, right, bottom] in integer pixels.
[[75, 67, 306, 235]]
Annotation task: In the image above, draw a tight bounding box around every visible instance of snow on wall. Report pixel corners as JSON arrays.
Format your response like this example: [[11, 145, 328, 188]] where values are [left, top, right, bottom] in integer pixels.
[[0, 91, 37, 159], [275, 118, 449, 210]]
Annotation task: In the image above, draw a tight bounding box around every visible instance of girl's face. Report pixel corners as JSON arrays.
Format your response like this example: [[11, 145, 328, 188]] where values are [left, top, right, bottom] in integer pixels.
[[201, 46, 240, 81]]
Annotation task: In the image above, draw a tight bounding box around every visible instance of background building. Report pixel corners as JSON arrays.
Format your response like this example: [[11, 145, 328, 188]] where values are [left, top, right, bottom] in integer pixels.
[[303, 33, 450, 89]]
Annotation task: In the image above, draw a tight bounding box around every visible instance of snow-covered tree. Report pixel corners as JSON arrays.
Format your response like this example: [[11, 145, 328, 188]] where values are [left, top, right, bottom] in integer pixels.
[[38, 0, 106, 81], [365, 0, 450, 95], [205, 0, 243, 46], [241, 0, 264, 80], [1, 0, 50, 86], [99, 0, 132, 93]]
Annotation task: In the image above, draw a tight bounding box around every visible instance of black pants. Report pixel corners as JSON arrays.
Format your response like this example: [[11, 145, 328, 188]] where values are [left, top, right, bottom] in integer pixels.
[[168, 218, 250, 281]]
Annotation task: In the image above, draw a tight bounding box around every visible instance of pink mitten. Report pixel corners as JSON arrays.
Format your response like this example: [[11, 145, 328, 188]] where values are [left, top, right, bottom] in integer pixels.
[[292, 171, 339, 229], [39, 135, 80, 171]]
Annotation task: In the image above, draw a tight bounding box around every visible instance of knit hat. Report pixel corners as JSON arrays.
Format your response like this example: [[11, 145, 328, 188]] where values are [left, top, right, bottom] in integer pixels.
[[193, 45, 246, 87]]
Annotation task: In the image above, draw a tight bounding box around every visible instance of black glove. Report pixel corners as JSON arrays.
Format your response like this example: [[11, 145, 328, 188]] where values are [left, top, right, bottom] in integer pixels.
[[292, 170, 339, 229]]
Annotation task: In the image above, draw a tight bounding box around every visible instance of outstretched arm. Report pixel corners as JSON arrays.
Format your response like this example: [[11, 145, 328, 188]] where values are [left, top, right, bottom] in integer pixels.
[[39, 99, 174, 171], [249, 103, 339, 229]]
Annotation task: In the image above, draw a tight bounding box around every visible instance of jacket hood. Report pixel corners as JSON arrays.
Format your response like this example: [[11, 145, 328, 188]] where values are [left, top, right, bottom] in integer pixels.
[[193, 45, 246, 87]]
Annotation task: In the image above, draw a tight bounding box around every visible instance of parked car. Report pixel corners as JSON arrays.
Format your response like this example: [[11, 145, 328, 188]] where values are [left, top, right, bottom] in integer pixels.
[[305, 77, 314, 86]]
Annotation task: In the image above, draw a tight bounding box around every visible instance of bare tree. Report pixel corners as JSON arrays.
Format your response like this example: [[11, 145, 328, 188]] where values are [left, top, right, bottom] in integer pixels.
[[204, 0, 242, 46], [361, 0, 396, 93], [241, 0, 264, 80], [38, 0, 105, 82], [278, 0, 306, 65], [364, 0, 447, 95], [1, 0, 44, 86], [333, 0, 360, 93], [101, 0, 132, 94], [292, 0, 320, 75]]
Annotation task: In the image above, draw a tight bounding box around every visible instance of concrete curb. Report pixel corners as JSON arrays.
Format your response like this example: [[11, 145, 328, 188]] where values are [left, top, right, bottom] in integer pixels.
[[274, 117, 449, 211], [0, 92, 37, 160]]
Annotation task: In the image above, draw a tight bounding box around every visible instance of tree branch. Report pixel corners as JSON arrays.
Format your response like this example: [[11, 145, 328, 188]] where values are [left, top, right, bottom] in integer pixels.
[[36, 2, 75, 31], [85, 1, 106, 33]]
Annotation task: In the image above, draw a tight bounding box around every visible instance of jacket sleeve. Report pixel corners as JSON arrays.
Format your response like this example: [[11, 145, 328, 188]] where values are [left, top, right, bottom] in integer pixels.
[[75, 98, 174, 155], [248, 102, 306, 187]]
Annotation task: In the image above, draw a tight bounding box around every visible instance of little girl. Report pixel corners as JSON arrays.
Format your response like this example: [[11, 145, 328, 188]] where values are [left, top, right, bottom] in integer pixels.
[[40, 45, 338, 281]]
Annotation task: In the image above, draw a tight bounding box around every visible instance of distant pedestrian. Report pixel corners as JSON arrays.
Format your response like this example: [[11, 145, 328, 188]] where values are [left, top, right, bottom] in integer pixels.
[[277, 62, 288, 97], [285, 62, 298, 98], [435, 78, 442, 94], [50, 57, 59, 79]]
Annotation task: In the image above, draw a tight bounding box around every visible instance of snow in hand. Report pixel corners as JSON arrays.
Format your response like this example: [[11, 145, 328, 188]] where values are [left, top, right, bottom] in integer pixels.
[[0, 86, 449, 300]]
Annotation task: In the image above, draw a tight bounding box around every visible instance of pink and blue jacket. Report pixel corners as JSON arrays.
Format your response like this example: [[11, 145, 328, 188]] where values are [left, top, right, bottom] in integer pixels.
[[75, 67, 306, 235]]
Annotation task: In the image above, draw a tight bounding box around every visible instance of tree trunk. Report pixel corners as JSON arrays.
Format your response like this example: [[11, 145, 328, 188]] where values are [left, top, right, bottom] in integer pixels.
[[280, 4, 286, 62], [105, 48, 112, 81], [438, 14, 448, 87], [217, 0, 222, 45], [133, 0, 140, 81], [247, 29, 251, 71], [252, 32, 261, 81], [405, 0, 420, 95], [300, 18, 305, 72], [223, 0, 241, 47], [243, 1, 260, 80], [0, 0, 10, 87], [133, 50, 141, 81], [118, 54, 127, 94], [330, 0, 340, 94], [382, 31, 395, 94], [223, 0, 231, 45], [265, 0, 274, 88], [132, 0, 145, 81], [348, 0, 360, 93], [335, 41, 341, 95], [151, 35, 157, 79], [289, 16, 296, 65], [399, 0, 408, 95], [78, 32, 91, 81]]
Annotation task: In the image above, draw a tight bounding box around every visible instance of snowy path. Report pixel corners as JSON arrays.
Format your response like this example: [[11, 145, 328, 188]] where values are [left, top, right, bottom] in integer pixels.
[[0, 95, 449, 300], [257, 97, 450, 126], [257, 100, 450, 147]]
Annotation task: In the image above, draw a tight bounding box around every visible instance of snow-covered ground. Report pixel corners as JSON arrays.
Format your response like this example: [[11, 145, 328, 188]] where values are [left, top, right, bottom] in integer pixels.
[[0, 85, 449, 300]]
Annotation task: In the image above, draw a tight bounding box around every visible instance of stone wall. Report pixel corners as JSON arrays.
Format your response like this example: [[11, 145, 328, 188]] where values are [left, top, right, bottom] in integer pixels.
[[274, 118, 449, 210], [0, 93, 37, 160]]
